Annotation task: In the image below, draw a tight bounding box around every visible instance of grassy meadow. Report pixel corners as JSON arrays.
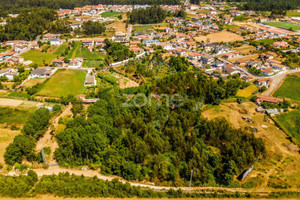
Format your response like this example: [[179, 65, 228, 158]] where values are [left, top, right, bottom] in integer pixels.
[[0, 107, 35, 125], [101, 11, 123, 18], [236, 85, 258, 98], [273, 76, 300, 101], [265, 21, 300, 31], [276, 109, 300, 145], [21, 43, 68, 66], [36, 69, 86, 97]]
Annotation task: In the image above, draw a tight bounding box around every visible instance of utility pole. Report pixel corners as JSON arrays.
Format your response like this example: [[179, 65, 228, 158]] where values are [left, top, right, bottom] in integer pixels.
[[189, 169, 193, 193], [40, 140, 47, 165]]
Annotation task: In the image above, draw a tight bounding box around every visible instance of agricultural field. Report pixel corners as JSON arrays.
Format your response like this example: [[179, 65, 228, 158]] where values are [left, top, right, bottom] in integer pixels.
[[21, 43, 68, 66], [236, 85, 258, 98], [101, 11, 123, 18], [0, 128, 20, 165], [286, 11, 300, 17], [194, 31, 244, 43], [265, 21, 300, 31], [276, 109, 300, 145], [36, 69, 86, 97], [273, 75, 300, 101], [0, 107, 35, 125], [67, 42, 104, 63]]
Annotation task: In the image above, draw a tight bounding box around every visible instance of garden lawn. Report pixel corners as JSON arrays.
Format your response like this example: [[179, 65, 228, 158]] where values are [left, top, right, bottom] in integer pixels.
[[265, 21, 300, 31], [101, 11, 123, 18], [273, 76, 300, 101], [236, 85, 258, 98], [36, 69, 86, 97], [276, 109, 300, 145]]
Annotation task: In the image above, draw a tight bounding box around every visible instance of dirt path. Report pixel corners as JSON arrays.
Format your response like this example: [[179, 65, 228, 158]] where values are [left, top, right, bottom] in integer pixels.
[[36, 104, 73, 164], [7, 166, 300, 195]]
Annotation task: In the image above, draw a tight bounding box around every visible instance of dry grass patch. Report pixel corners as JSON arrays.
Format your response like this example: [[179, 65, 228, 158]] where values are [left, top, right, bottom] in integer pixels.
[[0, 128, 20, 165], [202, 102, 300, 189], [22, 78, 46, 88], [194, 31, 244, 43]]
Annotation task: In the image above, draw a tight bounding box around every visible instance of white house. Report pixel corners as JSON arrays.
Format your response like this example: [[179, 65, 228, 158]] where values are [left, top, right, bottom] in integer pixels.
[[69, 58, 83, 68], [50, 39, 62, 46], [70, 23, 82, 30], [30, 68, 53, 79], [143, 40, 159, 47]]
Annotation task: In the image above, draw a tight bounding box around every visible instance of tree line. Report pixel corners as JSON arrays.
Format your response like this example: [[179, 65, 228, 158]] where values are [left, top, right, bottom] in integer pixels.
[[0, 0, 179, 15], [4, 171, 299, 198], [128, 6, 167, 24], [0, 8, 57, 42]]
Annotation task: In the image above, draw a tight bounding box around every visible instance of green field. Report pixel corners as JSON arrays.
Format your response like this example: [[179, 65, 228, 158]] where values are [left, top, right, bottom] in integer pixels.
[[286, 11, 300, 17], [0, 107, 35, 124], [224, 24, 239, 29], [276, 109, 300, 145], [36, 69, 86, 97], [21, 43, 68, 66], [134, 25, 154, 31], [265, 21, 300, 31], [67, 42, 104, 62], [83, 60, 105, 68], [101, 11, 123, 18], [252, 38, 278, 46], [236, 85, 258, 98], [274, 76, 300, 101]]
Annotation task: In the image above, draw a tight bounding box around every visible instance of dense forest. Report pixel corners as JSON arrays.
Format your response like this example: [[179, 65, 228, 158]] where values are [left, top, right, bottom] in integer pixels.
[[128, 6, 167, 24], [190, 0, 299, 11], [54, 72, 265, 187], [104, 39, 134, 62], [0, 8, 57, 42], [0, 0, 179, 14], [239, 0, 299, 11]]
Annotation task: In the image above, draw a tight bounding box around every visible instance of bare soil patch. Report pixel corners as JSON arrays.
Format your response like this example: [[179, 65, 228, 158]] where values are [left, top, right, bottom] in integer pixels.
[[194, 31, 244, 43]]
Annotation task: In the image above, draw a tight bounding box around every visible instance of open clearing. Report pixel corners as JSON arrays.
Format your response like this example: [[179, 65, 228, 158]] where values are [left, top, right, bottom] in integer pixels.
[[202, 102, 300, 189], [0, 98, 43, 108], [0, 128, 20, 164], [0, 107, 34, 125], [22, 78, 46, 88], [101, 11, 122, 18], [273, 75, 300, 101], [265, 21, 300, 31], [194, 31, 244, 43], [36, 69, 86, 97], [236, 85, 258, 98]]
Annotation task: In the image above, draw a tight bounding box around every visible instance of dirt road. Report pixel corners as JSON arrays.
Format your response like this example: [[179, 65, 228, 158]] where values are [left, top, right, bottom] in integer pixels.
[[36, 104, 73, 164]]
